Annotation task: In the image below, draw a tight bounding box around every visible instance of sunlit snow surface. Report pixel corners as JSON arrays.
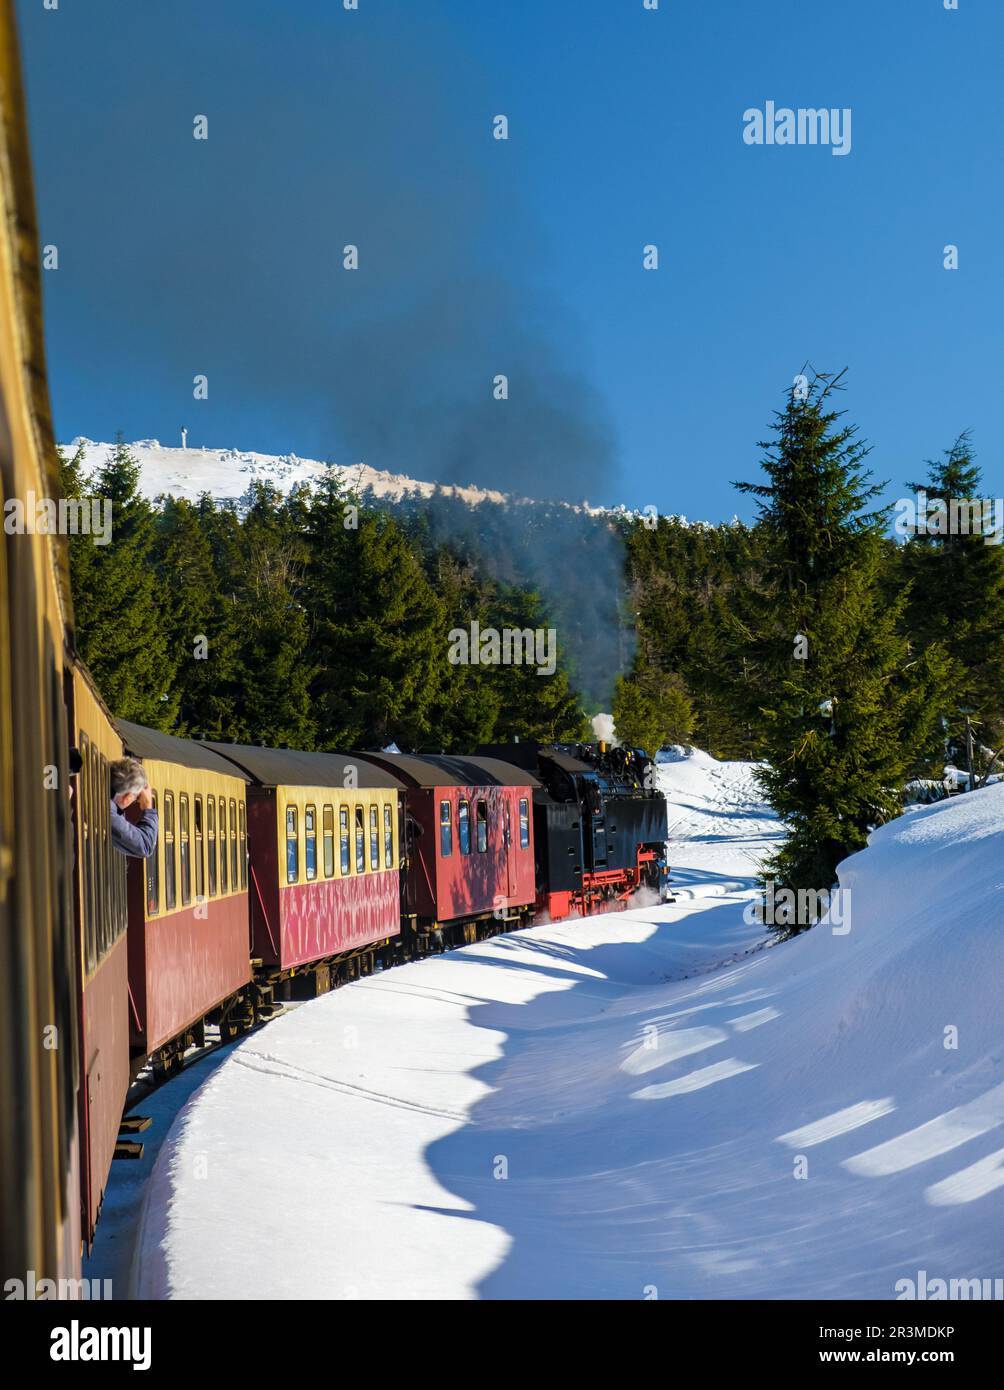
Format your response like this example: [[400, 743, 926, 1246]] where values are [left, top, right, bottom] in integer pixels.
[[118, 751, 1004, 1299], [64, 438, 618, 516]]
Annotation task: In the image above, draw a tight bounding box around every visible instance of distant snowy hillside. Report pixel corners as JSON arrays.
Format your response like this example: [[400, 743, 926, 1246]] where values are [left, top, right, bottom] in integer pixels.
[[64, 438, 627, 516]]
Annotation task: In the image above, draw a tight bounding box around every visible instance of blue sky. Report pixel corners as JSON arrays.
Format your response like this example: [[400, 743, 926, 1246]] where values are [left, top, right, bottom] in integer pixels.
[[16, 0, 1003, 519]]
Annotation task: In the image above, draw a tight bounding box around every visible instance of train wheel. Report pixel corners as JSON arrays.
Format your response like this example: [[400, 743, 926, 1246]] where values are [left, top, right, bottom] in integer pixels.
[[151, 1049, 178, 1082]]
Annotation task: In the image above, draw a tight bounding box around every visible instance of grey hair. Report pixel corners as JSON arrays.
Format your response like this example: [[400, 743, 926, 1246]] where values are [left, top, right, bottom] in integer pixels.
[[110, 757, 147, 797]]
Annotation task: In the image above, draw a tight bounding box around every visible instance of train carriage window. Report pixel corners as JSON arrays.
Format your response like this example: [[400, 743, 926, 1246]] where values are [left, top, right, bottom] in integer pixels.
[[340, 806, 350, 874], [219, 798, 228, 893], [194, 796, 205, 901], [164, 793, 176, 910], [323, 805, 334, 878], [458, 799, 471, 856], [286, 805, 298, 883], [355, 806, 365, 874], [230, 797, 238, 887], [369, 805, 379, 869], [383, 804, 393, 868], [305, 805, 317, 881], [440, 799, 453, 857], [519, 797, 530, 849], [93, 746, 105, 954], [207, 796, 217, 897], [146, 791, 160, 915], [239, 802, 247, 889], [79, 732, 94, 969], [98, 752, 109, 957], [476, 799, 488, 853], [179, 795, 191, 906], [88, 742, 100, 958]]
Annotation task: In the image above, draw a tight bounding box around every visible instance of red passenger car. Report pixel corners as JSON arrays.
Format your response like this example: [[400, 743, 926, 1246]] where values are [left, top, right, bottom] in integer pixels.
[[356, 754, 538, 943], [118, 723, 253, 1071], [206, 744, 404, 989]]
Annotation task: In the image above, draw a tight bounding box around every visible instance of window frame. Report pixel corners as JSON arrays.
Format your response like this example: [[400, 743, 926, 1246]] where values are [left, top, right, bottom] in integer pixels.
[[476, 798, 488, 854], [458, 798, 471, 856], [219, 796, 228, 893], [207, 795, 217, 897], [340, 805, 350, 874], [179, 793, 191, 907], [146, 789, 160, 916], [519, 797, 530, 850], [194, 794, 205, 901], [323, 805, 334, 879], [97, 751, 109, 955], [286, 804, 299, 884], [164, 791, 176, 910], [229, 796, 238, 888], [305, 804, 318, 881]]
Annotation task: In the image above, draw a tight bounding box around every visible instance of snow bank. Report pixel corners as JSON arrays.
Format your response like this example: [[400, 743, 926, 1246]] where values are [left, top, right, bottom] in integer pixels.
[[131, 768, 1004, 1300], [657, 745, 780, 892]]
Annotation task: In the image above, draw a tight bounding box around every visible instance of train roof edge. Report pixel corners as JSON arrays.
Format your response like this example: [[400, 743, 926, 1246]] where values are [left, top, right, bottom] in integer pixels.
[[358, 751, 541, 789], [118, 721, 252, 779], [201, 741, 405, 790]]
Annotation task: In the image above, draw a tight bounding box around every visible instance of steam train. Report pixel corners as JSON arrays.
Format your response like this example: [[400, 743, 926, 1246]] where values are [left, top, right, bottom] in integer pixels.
[[0, 4, 669, 1291]]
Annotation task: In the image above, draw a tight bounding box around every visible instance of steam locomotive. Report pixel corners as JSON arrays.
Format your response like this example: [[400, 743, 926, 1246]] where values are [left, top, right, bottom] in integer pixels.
[[481, 741, 670, 919]]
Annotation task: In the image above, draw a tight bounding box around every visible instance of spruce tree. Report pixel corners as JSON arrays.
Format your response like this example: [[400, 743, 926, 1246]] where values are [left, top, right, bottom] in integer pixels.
[[487, 584, 584, 744], [231, 481, 316, 746], [733, 375, 950, 917], [155, 496, 241, 737], [71, 438, 179, 727], [899, 435, 1004, 760], [58, 441, 97, 629], [612, 663, 693, 754], [424, 547, 503, 749], [308, 508, 444, 748]]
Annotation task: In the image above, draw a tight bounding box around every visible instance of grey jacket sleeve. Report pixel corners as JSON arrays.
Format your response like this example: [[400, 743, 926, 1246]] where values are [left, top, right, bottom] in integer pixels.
[[110, 800, 159, 859]]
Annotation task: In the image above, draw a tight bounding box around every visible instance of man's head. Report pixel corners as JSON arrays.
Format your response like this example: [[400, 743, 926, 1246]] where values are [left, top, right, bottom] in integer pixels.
[[110, 757, 148, 808]]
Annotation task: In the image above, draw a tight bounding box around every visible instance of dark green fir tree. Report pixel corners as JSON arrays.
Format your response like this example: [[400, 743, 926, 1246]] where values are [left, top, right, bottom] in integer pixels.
[[733, 374, 950, 920], [69, 438, 179, 727], [898, 434, 1004, 761]]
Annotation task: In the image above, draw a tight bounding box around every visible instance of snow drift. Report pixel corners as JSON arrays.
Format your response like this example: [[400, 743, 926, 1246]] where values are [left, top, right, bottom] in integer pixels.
[[131, 757, 1004, 1300]]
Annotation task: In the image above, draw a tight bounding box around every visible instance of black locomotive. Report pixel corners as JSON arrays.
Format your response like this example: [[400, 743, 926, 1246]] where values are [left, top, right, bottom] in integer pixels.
[[479, 741, 670, 918]]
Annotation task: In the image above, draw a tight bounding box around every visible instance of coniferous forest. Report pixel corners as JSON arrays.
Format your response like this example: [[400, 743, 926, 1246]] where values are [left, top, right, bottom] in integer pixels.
[[61, 375, 1004, 898]]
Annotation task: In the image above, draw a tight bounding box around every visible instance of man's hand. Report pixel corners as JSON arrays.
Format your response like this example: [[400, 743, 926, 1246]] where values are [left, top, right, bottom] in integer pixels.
[[137, 785, 154, 812]]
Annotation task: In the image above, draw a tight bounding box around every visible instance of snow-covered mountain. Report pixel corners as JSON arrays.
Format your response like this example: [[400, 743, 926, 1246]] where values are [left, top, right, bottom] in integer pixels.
[[64, 437, 623, 516]]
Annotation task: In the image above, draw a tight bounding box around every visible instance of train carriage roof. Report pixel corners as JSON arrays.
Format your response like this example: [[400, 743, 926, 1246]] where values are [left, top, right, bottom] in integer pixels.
[[117, 721, 251, 779], [202, 742, 404, 790], [355, 751, 540, 789]]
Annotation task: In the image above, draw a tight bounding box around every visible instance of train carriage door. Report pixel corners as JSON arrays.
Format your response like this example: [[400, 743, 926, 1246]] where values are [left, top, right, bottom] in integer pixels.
[[503, 793, 517, 899], [585, 777, 607, 871]]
